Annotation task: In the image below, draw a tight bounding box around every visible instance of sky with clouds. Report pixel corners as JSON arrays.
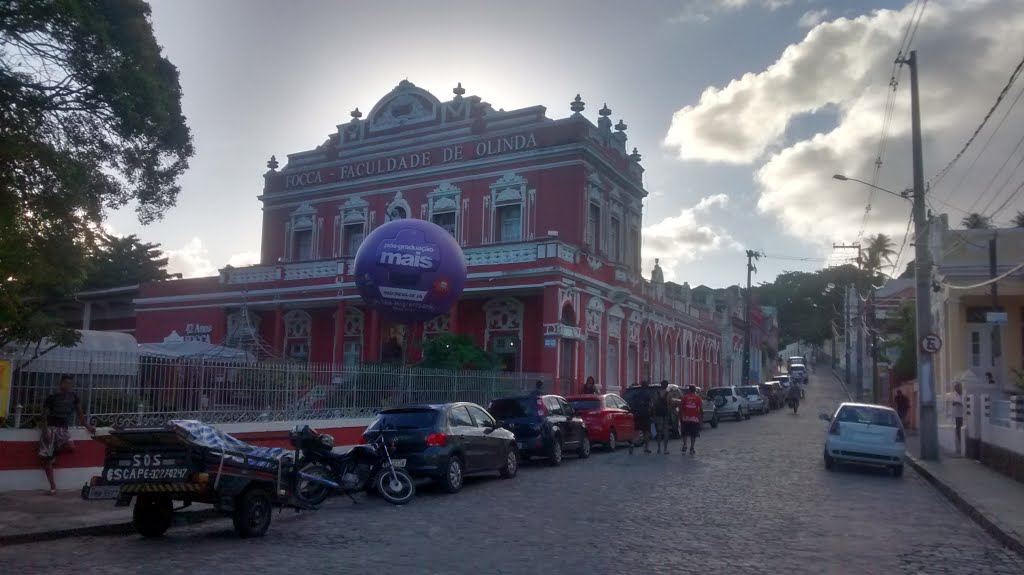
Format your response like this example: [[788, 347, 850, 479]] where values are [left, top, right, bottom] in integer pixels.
[[107, 0, 1024, 289]]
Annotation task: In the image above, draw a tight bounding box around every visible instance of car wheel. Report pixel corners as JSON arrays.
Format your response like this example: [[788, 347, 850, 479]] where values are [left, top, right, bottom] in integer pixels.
[[548, 437, 563, 466], [499, 447, 518, 479], [441, 456, 464, 493], [133, 496, 173, 538], [824, 451, 835, 471], [744, 409, 751, 420], [607, 431, 618, 451], [232, 488, 272, 539], [892, 464, 904, 478], [577, 436, 591, 459], [735, 410, 743, 422], [710, 414, 719, 429]]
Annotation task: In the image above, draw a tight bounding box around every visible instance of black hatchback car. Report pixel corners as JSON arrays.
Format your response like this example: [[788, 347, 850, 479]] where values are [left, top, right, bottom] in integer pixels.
[[362, 402, 518, 494], [487, 394, 590, 466]]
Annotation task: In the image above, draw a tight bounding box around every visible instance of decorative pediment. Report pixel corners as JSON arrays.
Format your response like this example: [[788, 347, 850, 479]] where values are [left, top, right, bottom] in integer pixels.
[[495, 187, 523, 203], [341, 196, 368, 223], [290, 202, 316, 229], [492, 172, 527, 189], [433, 196, 458, 211], [366, 80, 441, 133]]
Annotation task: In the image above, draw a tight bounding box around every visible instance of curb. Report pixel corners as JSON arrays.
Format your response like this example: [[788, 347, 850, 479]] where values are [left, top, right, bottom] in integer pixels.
[[0, 508, 219, 547], [830, 369, 853, 400], [903, 454, 1024, 557]]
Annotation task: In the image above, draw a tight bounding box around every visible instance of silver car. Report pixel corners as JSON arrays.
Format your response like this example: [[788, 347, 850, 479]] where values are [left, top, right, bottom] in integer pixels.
[[706, 386, 750, 421], [736, 385, 769, 415]]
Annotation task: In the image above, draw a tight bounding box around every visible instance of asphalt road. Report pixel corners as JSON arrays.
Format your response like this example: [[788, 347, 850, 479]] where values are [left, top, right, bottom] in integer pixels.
[[2, 372, 1022, 574]]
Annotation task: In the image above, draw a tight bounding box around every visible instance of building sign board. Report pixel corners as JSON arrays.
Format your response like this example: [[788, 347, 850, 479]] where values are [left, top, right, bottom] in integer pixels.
[[284, 132, 539, 190], [185, 323, 213, 344], [986, 311, 1008, 325]]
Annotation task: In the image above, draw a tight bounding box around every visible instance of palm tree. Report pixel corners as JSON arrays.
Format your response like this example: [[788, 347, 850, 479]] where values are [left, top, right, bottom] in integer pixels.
[[1013, 211, 1024, 228], [961, 212, 993, 229], [860, 233, 897, 280]]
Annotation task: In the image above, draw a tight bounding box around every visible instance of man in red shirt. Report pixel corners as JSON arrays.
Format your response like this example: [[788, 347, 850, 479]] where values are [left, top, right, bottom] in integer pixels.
[[678, 385, 703, 455]]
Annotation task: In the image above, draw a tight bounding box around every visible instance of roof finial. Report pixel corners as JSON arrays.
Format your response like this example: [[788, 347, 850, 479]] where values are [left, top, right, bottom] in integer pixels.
[[350, 108, 362, 121], [570, 94, 585, 115], [629, 147, 642, 162], [599, 103, 611, 117], [615, 119, 627, 132], [266, 155, 279, 171], [453, 82, 465, 99]]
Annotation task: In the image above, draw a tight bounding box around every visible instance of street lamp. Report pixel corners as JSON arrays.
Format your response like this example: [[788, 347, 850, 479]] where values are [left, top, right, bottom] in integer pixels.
[[832, 174, 912, 202]]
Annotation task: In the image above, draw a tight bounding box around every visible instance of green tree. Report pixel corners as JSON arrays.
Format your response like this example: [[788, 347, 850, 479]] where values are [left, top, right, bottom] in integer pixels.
[[1013, 211, 1024, 228], [891, 301, 917, 382], [419, 333, 499, 370], [0, 0, 194, 350], [84, 234, 174, 289], [860, 233, 897, 282], [961, 212, 993, 229]]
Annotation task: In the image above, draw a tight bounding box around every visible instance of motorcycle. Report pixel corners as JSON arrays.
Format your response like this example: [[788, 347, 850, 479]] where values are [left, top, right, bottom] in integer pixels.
[[289, 425, 415, 506], [787, 396, 800, 414]]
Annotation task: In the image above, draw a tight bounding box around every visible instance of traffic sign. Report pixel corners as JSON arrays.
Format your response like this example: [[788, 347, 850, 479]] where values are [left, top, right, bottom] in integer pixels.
[[920, 333, 943, 354]]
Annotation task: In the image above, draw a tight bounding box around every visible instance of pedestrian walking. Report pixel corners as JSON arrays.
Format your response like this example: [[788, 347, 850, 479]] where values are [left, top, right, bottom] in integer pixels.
[[39, 375, 95, 494], [679, 385, 702, 455], [653, 380, 672, 455], [894, 389, 910, 428], [583, 376, 598, 394], [952, 382, 964, 455], [532, 380, 544, 396], [630, 381, 653, 454]]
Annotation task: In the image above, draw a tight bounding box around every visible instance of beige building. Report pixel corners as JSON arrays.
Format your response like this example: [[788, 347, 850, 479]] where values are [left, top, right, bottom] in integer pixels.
[[930, 214, 1024, 400]]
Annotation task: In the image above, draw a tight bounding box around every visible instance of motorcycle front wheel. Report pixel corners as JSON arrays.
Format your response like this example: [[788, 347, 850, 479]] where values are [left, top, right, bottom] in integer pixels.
[[375, 468, 416, 505]]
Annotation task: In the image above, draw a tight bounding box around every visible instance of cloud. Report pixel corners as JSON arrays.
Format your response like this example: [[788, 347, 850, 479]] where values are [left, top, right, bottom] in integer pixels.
[[642, 194, 742, 281], [798, 8, 829, 28], [227, 251, 260, 267], [663, 0, 1024, 265], [671, 0, 793, 24], [165, 237, 216, 278]]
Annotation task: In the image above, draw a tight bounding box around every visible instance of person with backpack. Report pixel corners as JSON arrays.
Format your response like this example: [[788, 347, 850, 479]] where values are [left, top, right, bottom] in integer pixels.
[[630, 380, 653, 454]]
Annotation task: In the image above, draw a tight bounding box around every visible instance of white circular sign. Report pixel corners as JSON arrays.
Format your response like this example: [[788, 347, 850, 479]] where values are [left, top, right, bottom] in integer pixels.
[[920, 334, 943, 354]]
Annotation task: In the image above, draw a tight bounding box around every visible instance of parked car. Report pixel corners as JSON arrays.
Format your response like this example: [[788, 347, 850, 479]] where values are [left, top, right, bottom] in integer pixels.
[[566, 393, 639, 450], [737, 385, 770, 415], [787, 356, 806, 370], [706, 386, 750, 421], [622, 383, 683, 437], [759, 382, 784, 410], [692, 387, 720, 428], [820, 402, 906, 477], [488, 394, 590, 466], [772, 374, 791, 389], [362, 403, 520, 494]]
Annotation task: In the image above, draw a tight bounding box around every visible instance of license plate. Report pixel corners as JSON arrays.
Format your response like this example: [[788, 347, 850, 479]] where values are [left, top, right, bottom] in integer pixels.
[[517, 442, 525, 449], [390, 459, 406, 468], [83, 485, 121, 500]]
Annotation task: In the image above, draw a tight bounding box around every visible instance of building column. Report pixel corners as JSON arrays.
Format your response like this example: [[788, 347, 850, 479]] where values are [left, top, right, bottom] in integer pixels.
[[81, 301, 93, 331], [333, 299, 346, 366], [272, 307, 284, 357], [365, 310, 381, 363], [541, 285, 560, 389], [449, 302, 459, 335]]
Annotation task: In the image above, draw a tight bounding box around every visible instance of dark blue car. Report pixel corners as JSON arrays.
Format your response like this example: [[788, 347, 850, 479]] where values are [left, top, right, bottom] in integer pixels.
[[487, 395, 590, 466]]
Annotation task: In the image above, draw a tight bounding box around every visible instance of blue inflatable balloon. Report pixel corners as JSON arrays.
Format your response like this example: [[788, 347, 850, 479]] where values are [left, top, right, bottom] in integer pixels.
[[353, 219, 467, 323]]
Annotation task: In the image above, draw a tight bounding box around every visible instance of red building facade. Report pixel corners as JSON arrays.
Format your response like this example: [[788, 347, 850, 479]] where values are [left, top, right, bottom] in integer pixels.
[[134, 81, 726, 393]]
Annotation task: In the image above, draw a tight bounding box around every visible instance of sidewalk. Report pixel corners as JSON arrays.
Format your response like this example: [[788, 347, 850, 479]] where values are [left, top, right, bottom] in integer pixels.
[[904, 435, 1024, 556], [0, 488, 216, 546]]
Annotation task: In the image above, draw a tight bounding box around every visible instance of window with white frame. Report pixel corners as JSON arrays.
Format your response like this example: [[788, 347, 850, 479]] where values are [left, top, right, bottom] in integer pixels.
[[587, 202, 601, 251], [432, 211, 456, 236], [496, 204, 522, 242], [343, 223, 364, 256], [609, 216, 621, 262], [286, 203, 317, 262], [429, 183, 461, 240], [489, 173, 527, 243], [284, 310, 312, 362]]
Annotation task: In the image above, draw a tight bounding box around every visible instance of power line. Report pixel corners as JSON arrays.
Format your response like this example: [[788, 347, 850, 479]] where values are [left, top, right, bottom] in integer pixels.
[[938, 261, 1024, 290], [929, 51, 1024, 191]]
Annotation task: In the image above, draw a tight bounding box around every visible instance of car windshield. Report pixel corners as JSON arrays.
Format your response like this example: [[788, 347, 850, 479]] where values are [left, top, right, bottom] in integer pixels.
[[790, 365, 806, 372], [367, 409, 439, 431], [738, 386, 759, 395], [569, 399, 603, 411], [836, 406, 901, 427], [706, 388, 731, 399], [487, 398, 535, 419]]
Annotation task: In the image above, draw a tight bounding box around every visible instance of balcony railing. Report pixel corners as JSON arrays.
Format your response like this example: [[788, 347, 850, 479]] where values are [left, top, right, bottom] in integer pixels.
[[220, 239, 581, 285]]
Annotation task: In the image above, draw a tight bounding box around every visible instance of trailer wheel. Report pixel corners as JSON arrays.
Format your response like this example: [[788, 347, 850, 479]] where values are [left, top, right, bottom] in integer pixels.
[[232, 487, 272, 538], [133, 496, 173, 538]]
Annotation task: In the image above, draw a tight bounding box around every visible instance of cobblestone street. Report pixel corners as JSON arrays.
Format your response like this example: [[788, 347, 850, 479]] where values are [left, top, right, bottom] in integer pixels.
[[2, 373, 1021, 574]]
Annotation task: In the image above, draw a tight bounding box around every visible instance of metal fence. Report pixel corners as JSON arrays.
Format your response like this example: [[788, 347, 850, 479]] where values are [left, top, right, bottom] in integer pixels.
[[1, 351, 550, 429]]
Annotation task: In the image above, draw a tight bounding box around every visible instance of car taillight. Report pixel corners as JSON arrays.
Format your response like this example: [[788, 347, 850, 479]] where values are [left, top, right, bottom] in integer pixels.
[[896, 428, 905, 443], [536, 399, 547, 416], [426, 433, 447, 447], [829, 421, 840, 435]]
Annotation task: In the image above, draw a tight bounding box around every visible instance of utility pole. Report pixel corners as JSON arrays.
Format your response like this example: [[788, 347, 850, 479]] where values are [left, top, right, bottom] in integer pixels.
[[868, 292, 880, 403], [845, 285, 852, 387], [901, 50, 938, 461], [835, 243, 865, 400], [742, 250, 761, 385], [990, 232, 1002, 386]]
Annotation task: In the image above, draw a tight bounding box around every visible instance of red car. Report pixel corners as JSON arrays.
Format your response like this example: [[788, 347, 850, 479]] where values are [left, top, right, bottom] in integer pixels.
[[566, 393, 639, 451]]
